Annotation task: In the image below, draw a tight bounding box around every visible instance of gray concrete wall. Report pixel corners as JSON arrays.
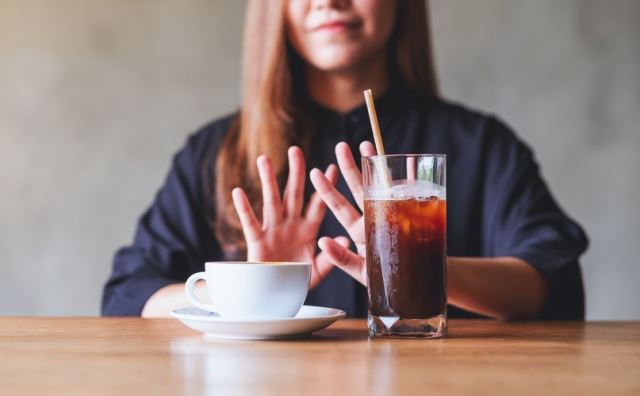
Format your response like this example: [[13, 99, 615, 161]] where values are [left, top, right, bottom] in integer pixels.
[[1, 0, 638, 319]]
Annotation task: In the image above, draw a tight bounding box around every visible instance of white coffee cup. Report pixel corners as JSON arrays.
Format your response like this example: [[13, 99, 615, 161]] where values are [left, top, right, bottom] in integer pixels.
[[185, 261, 312, 319]]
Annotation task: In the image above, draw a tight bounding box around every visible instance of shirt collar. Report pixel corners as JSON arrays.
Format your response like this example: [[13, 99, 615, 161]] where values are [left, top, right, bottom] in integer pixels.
[[308, 82, 411, 129]]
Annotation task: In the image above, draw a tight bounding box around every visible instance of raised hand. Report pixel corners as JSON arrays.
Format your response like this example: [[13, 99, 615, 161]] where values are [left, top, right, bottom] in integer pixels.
[[309, 141, 377, 286], [231, 146, 347, 289]]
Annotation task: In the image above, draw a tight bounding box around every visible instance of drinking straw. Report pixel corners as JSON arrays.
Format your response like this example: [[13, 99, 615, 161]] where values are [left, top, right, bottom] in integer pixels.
[[363, 89, 391, 187], [363, 89, 386, 155]]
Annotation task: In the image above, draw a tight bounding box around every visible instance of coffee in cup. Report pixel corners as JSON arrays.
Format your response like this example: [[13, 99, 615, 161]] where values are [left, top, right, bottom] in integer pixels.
[[185, 261, 311, 319]]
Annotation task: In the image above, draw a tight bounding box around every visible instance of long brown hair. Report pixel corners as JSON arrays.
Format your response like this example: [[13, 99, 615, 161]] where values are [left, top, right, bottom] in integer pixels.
[[213, 0, 438, 256]]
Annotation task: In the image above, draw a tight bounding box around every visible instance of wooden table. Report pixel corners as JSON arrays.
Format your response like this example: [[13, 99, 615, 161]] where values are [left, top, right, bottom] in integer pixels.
[[0, 318, 639, 395]]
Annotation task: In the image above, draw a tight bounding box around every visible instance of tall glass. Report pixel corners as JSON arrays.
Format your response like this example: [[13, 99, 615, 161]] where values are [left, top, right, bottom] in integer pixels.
[[362, 154, 447, 338]]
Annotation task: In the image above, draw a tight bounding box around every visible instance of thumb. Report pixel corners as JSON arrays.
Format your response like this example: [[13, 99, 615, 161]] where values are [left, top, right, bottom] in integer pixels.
[[317, 236, 366, 286], [310, 236, 352, 289], [334, 236, 351, 248]]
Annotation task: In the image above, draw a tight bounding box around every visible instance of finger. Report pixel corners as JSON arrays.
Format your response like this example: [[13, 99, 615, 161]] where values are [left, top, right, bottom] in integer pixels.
[[310, 235, 352, 289], [283, 146, 306, 218], [326, 164, 339, 184], [304, 164, 338, 224], [359, 141, 377, 157], [231, 187, 262, 242], [335, 142, 365, 211], [256, 155, 283, 227], [334, 236, 352, 248], [309, 168, 362, 236], [318, 236, 366, 285]]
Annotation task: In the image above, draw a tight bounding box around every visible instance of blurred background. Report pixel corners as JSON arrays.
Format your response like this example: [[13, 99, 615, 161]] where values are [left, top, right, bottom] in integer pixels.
[[1, 0, 638, 319]]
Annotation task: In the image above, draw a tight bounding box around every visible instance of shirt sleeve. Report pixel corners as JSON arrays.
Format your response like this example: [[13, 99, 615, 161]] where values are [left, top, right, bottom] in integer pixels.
[[102, 126, 225, 316], [480, 117, 589, 318]]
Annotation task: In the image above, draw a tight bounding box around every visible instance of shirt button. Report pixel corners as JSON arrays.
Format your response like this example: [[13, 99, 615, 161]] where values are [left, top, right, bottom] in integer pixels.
[[349, 114, 360, 125]]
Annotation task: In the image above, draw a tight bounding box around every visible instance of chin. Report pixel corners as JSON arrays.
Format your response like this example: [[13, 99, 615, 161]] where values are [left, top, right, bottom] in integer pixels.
[[309, 48, 370, 72], [313, 60, 360, 72]]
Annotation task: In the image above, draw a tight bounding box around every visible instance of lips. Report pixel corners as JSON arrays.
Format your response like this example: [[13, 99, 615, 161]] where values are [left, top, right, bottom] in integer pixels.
[[313, 19, 361, 32]]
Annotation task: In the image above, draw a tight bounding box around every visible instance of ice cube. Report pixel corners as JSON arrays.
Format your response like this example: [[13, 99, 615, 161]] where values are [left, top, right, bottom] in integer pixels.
[[389, 181, 444, 199]]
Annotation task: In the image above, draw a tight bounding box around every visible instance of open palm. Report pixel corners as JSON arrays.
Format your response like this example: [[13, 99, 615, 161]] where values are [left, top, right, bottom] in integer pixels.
[[231, 146, 348, 289], [309, 141, 378, 286]]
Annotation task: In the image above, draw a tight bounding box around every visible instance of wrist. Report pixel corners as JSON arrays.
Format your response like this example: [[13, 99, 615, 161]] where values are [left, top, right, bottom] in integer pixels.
[[446, 256, 462, 306]]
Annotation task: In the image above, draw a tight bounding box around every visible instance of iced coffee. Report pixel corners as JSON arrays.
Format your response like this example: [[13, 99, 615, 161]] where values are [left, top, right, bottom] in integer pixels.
[[362, 155, 447, 338]]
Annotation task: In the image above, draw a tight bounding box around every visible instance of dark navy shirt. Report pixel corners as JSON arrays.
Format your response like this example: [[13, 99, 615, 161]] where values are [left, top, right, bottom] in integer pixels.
[[102, 84, 589, 319]]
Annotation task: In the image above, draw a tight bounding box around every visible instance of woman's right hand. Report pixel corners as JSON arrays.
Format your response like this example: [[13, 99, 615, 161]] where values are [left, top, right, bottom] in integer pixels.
[[309, 141, 377, 286], [231, 146, 345, 289]]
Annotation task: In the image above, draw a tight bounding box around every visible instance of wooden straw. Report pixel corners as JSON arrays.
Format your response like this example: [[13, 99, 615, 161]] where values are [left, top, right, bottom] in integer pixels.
[[364, 89, 385, 156], [363, 89, 390, 187]]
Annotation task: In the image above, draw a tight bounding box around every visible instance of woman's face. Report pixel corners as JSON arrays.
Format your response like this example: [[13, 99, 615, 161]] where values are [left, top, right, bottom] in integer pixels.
[[286, 0, 396, 72]]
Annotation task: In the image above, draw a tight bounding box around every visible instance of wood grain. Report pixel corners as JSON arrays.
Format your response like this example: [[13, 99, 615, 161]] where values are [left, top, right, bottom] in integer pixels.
[[0, 318, 638, 395]]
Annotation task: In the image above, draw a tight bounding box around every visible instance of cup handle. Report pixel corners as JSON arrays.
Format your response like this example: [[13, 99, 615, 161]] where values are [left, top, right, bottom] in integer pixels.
[[185, 272, 216, 312]]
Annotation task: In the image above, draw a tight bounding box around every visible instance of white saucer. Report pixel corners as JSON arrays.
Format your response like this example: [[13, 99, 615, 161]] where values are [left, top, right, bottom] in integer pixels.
[[171, 305, 346, 340]]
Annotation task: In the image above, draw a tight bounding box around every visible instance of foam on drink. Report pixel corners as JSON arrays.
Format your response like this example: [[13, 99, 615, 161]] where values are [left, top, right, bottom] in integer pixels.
[[365, 180, 445, 200]]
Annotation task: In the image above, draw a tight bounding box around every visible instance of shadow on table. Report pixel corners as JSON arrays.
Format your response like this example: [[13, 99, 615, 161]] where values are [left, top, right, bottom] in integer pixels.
[[295, 328, 367, 342]]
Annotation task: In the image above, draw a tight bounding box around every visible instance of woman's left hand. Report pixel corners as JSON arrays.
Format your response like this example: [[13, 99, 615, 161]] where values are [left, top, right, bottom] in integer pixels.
[[231, 146, 346, 289], [308, 141, 377, 286]]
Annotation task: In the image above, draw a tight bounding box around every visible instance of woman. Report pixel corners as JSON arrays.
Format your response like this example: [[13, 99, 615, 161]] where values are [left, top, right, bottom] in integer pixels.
[[102, 0, 588, 319]]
